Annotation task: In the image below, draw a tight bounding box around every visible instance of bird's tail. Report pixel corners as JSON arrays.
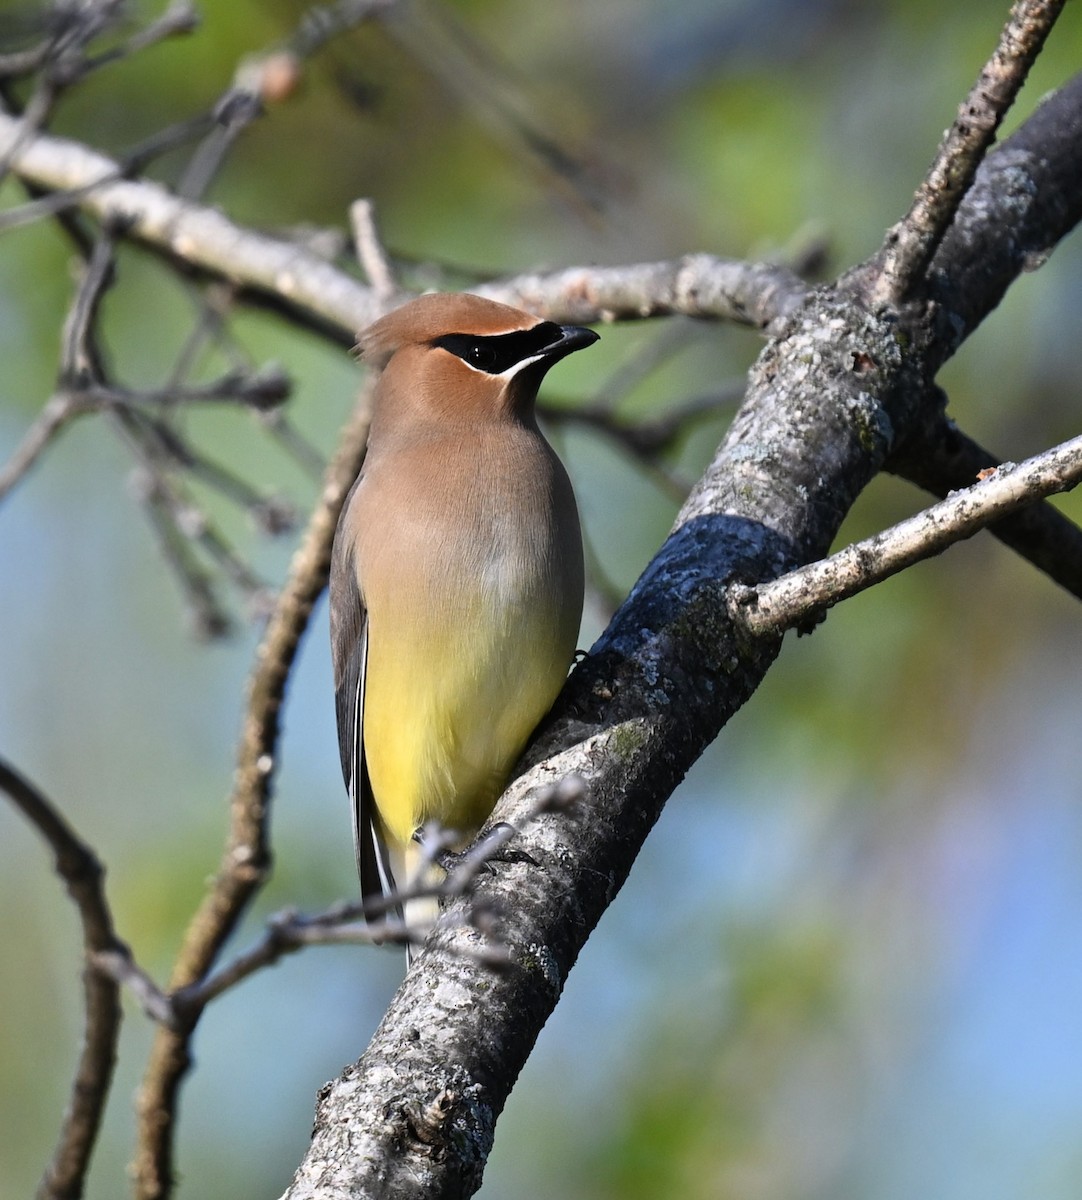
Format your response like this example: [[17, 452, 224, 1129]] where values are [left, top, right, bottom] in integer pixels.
[[389, 840, 441, 966]]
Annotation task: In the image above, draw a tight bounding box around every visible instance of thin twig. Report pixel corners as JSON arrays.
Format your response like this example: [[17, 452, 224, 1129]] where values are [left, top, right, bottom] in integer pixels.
[[289, 0, 399, 57], [91, 950, 177, 1029], [133, 377, 376, 1200], [113, 407, 271, 629], [541, 386, 743, 461], [350, 198, 398, 298], [258, 410, 327, 479], [587, 319, 700, 407], [126, 412, 296, 531], [177, 906, 374, 1007], [543, 389, 741, 501], [0, 23, 55, 80], [0, 172, 125, 232], [872, 0, 1066, 304], [0, 73, 57, 184], [0, 367, 290, 506], [90, 0, 199, 69], [0, 393, 80, 501], [58, 230, 116, 385], [0, 759, 124, 1200], [538, 319, 737, 482], [890, 410, 1082, 601], [129, 464, 234, 638], [176, 87, 263, 201], [163, 777, 585, 1010], [731, 433, 1082, 637], [121, 111, 219, 178]]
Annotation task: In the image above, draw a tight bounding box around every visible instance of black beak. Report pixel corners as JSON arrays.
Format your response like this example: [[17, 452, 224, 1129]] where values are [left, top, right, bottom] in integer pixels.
[[541, 324, 600, 363]]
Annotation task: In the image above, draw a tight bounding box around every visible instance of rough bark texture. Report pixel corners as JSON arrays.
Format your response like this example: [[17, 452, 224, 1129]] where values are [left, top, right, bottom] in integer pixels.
[[281, 74, 1082, 1200]]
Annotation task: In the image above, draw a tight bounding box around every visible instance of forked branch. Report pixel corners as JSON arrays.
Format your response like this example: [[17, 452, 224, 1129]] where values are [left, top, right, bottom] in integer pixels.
[[731, 433, 1082, 637]]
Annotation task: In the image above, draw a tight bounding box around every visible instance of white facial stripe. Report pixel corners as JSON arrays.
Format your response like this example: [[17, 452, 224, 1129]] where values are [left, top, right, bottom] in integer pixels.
[[455, 349, 549, 379]]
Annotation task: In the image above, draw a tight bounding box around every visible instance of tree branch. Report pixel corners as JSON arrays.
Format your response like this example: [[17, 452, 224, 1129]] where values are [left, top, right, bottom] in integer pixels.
[[0, 759, 123, 1200], [890, 407, 1082, 601], [731, 433, 1082, 637], [922, 70, 1082, 362], [871, 0, 1066, 304], [0, 112, 810, 338]]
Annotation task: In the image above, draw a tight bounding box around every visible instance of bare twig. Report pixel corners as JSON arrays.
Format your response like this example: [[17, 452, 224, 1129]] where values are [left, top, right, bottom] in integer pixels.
[[162, 777, 586, 1011], [872, 0, 1066, 304], [58, 229, 116, 384], [890, 410, 1082, 601], [93, 1, 199, 69], [385, 0, 609, 217], [0, 113, 380, 338], [0, 383, 289, 608], [0, 0, 195, 184], [0, 73, 58, 183], [91, 950, 177, 1029], [541, 386, 743, 461], [171, 0, 395, 198], [0, 172, 124, 232], [128, 462, 234, 639], [289, 0, 398, 57], [0, 393, 81, 501], [176, 86, 263, 201], [542, 388, 744, 502], [0, 17, 56, 80], [0, 112, 814, 337], [258, 410, 327, 479], [114, 408, 271, 626], [477, 255, 810, 332], [132, 376, 376, 1200], [177, 906, 375, 1007], [0, 759, 123, 1200], [350, 198, 398, 298], [126, 411, 296, 529], [731, 433, 1082, 637]]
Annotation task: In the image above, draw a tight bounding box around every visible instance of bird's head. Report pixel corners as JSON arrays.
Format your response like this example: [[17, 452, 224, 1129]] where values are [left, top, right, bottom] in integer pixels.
[[359, 292, 598, 425]]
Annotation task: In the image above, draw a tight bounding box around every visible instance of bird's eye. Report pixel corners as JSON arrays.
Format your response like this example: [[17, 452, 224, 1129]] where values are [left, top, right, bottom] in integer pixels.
[[432, 327, 565, 374], [467, 343, 497, 370]]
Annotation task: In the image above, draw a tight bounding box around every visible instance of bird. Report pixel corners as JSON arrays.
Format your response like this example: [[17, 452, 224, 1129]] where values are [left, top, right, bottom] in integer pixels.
[[329, 291, 598, 961]]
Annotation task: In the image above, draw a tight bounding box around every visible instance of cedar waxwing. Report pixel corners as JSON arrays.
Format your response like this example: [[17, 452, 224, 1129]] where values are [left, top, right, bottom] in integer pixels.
[[329, 292, 597, 958]]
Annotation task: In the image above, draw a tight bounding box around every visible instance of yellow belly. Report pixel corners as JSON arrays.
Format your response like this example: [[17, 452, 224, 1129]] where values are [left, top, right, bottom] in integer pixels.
[[362, 590, 572, 849]]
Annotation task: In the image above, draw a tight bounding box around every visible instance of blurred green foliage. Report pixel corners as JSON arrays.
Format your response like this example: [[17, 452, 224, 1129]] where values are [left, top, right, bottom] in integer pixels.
[[3, 1, 1082, 1198]]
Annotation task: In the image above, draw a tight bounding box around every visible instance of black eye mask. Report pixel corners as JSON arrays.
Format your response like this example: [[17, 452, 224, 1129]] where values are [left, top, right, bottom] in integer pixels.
[[431, 322, 565, 374]]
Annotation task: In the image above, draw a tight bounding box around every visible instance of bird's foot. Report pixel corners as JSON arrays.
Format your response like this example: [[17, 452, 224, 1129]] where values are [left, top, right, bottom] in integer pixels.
[[418, 822, 536, 885]]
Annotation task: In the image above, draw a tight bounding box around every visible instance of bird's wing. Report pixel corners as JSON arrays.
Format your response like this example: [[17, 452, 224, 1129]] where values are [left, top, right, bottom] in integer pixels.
[[329, 496, 397, 916]]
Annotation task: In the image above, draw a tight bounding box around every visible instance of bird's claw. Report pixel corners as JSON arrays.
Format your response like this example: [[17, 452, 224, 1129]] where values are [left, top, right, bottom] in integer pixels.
[[429, 822, 537, 880]]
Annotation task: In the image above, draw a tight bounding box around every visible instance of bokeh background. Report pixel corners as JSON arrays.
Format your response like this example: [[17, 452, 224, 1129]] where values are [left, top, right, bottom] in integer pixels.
[[3, 1, 1082, 1197]]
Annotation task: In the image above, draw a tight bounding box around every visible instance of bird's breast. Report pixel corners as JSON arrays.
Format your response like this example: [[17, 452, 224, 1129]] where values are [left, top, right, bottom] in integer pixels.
[[351, 423, 583, 844]]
